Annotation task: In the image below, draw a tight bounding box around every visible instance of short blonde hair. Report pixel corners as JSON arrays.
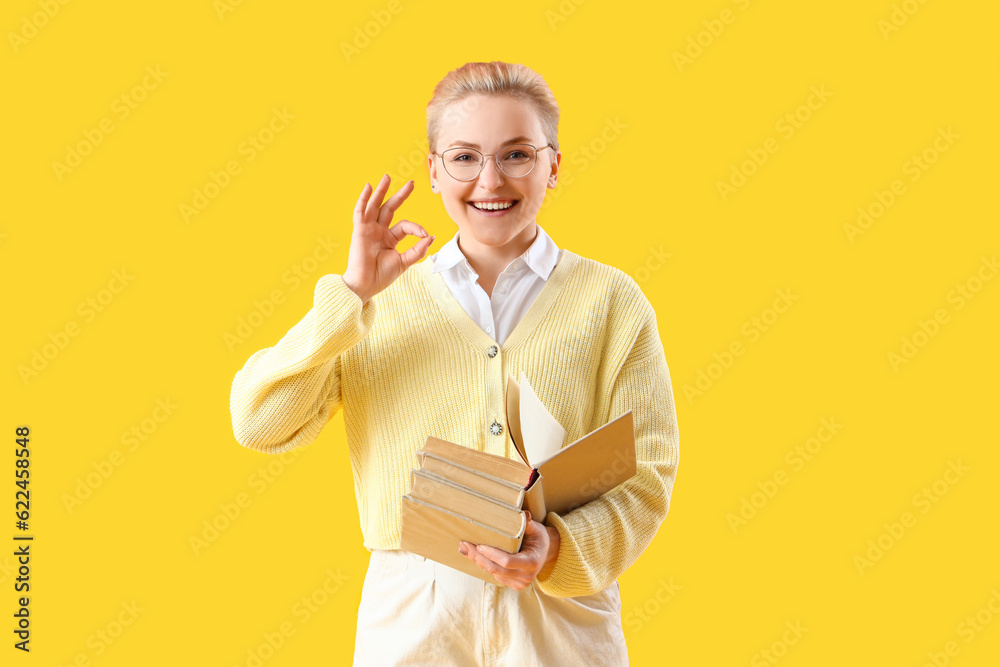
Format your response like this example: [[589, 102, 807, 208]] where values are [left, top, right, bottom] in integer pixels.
[[426, 61, 560, 155]]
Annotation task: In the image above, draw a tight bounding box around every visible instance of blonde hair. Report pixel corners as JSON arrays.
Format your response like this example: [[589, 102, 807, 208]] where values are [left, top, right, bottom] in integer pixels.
[[426, 61, 560, 155]]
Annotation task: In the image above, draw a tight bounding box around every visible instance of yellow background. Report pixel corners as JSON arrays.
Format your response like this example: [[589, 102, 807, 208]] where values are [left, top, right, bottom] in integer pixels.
[[3, 0, 998, 664]]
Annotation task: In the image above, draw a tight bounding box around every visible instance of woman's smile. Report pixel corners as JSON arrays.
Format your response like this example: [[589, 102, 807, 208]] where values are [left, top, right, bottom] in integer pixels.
[[467, 199, 520, 216]]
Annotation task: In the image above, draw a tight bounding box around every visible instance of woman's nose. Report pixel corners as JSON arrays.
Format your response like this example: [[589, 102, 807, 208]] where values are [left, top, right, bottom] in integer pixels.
[[477, 157, 505, 189]]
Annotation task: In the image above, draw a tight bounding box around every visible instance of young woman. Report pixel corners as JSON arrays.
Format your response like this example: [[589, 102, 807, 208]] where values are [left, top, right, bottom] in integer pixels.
[[230, 61, 680, 666]]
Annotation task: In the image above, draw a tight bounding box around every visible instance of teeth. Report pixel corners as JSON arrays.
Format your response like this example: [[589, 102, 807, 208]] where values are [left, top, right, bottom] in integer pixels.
[[471, 200, 514, 211]]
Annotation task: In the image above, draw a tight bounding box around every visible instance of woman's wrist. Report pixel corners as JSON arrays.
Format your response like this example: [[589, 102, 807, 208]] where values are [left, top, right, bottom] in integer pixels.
[[537, 524, 561, 581], [342, 275, 371, 306]]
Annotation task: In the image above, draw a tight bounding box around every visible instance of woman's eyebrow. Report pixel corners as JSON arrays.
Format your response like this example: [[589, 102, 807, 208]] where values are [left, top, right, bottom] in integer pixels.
[[450, 136, 533, 149]]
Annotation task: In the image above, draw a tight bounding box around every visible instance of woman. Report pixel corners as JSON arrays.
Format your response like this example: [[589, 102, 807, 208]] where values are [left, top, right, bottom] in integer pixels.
[[229, 61, 680, 666]]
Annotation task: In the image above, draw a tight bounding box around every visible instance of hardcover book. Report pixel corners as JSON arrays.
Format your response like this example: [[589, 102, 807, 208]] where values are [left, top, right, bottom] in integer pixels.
[[400, 371, 636, 586]]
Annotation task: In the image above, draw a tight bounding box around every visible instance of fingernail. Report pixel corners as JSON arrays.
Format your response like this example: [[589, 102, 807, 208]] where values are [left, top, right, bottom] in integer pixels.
[[458, 547, 467, 556], [477, 545, 484, 553]]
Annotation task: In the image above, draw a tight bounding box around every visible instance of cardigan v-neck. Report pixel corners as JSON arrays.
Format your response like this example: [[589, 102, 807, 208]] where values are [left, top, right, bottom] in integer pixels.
[[428, 225, 562, 346], [416, 248, 581, 354]]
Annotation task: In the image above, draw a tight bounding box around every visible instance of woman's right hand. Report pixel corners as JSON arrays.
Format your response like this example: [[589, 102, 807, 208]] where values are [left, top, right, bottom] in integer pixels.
[[342, 175, 434, 305]]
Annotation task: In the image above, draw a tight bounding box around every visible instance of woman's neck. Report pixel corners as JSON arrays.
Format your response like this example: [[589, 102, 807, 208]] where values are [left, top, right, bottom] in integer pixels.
[[458, 224, 539, 294]]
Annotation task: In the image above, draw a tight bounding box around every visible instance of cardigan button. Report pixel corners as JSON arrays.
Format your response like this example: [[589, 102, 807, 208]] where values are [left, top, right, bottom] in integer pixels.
[[487, 345, 498, 358], [490, 421, 503, 436]]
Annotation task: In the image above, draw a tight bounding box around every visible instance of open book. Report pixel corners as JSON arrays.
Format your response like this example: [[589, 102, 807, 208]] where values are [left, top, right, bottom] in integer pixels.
[[400, 371, 636, 586]]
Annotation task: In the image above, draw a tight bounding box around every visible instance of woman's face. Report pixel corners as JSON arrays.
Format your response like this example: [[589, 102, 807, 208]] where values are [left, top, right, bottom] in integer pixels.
[[428, 94, 560, 251]]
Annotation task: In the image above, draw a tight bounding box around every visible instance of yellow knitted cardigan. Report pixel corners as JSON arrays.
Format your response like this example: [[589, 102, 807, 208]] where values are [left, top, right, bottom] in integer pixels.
[[229, 249, 680, 599]]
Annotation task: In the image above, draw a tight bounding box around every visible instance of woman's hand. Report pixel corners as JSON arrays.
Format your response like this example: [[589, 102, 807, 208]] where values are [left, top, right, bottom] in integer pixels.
[[459, 511, 560, 591], [342, 174, 434, 305]]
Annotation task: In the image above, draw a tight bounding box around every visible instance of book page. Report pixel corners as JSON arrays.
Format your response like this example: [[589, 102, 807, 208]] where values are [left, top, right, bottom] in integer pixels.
[[519, 370, 567, 467]]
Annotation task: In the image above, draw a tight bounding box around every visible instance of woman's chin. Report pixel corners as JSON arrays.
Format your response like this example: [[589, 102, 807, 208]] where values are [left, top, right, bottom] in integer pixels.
[[461, 220, 530, 245]]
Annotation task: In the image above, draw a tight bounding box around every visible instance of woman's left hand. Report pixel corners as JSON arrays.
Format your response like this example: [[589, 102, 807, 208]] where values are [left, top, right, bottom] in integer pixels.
[[459, 511, 560, 590]]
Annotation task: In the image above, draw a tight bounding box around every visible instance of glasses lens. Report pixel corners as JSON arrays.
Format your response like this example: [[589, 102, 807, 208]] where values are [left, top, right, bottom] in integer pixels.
[[442, 148, 483, 181], [441, 145, 541, 180], [498, 144, 537, 178]]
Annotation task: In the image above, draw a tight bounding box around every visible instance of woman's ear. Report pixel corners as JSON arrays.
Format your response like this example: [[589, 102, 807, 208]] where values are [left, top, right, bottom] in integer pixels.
[[428, 153, 441, 192], [547, 150, 561, 189]]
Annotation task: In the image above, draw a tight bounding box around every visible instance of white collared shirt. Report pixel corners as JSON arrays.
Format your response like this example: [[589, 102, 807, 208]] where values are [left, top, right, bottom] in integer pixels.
[[430, 224, 563, 346]]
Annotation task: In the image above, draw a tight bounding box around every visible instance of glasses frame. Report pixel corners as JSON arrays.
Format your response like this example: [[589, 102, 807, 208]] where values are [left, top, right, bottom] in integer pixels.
[[431, 143, 554, 182]]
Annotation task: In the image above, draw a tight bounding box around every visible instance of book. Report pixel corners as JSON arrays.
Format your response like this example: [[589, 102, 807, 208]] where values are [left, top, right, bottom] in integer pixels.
[[399, 370, 636, 586]]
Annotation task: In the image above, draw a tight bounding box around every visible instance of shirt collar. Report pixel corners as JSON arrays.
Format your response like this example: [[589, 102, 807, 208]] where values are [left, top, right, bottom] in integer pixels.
[[431, 224, 560, 281]]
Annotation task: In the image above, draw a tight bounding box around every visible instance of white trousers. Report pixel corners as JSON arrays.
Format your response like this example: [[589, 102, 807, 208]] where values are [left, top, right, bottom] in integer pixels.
[[353, 549, 630, 666]]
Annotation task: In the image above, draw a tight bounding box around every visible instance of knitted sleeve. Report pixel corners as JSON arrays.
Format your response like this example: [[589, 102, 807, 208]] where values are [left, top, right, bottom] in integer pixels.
[[535, 295, 680, 599], [229, 274, 376, 455]]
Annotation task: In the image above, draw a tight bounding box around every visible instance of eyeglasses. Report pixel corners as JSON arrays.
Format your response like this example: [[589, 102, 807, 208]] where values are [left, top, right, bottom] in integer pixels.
[[432, 143, 553, 181]]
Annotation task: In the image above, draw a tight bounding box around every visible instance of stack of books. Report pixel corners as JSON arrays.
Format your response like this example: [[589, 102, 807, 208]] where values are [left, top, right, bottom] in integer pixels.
[[400, 371, 636, 585]]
